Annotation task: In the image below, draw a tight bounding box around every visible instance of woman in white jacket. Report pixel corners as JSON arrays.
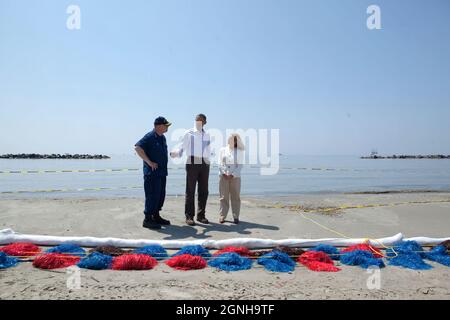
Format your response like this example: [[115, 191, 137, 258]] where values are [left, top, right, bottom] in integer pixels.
[[218, 134, 245, 224]]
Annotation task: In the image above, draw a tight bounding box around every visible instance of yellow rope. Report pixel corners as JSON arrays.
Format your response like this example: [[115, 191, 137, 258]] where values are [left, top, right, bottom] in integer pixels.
[[298, 211, 398, 258], [263, 199, 450, 213]]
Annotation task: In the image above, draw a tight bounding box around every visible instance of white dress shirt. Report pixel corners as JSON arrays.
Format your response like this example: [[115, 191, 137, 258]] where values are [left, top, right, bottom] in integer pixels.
[[218, 146, 244, 177], [172, 127, 212, 161]]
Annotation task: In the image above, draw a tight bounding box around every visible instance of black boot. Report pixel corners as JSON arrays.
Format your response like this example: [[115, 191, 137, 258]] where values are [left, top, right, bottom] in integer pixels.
[[197, 216, 209, 224], [143, 217, 161, 229], [154, 213, 171, 225]]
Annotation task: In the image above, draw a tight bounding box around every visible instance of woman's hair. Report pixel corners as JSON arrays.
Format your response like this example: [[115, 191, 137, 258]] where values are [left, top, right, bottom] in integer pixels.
[[227, 133, 245, 150]]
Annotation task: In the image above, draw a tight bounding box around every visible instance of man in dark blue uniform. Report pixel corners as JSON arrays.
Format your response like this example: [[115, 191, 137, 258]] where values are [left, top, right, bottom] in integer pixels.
[[135, 116, 172, 229]]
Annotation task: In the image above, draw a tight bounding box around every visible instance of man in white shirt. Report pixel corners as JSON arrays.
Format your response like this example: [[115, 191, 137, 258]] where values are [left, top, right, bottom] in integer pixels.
[[170, 114, 211, 226]]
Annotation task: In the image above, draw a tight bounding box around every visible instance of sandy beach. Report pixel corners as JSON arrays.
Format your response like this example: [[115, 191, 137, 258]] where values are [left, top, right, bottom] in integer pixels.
[[1, 192, 450, 300]]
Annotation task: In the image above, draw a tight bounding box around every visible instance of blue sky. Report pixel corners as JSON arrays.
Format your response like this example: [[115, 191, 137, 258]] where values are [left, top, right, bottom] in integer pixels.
[[1, 0, 449, 156]]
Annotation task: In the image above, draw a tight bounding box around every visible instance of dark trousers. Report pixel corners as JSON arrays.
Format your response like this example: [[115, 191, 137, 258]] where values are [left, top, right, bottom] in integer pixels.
[[185, 159, 210, 219], [144, 175, 166, 220]]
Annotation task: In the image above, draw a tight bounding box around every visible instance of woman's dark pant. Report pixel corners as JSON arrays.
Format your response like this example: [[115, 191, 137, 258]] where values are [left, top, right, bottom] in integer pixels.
[[144, 175, 166, 220], [185, 161, 210, 219]]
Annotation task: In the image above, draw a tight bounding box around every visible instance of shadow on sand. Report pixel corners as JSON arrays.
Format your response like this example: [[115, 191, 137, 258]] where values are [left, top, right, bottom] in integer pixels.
[[154, 220, 279, 240]]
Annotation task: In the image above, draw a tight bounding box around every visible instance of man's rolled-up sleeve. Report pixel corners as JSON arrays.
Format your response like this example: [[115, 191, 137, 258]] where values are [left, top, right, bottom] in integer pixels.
[[135, 135, 151, 150]]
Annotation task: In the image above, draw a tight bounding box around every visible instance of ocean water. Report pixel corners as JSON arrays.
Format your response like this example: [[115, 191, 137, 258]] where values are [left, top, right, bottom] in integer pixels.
[[1, 154, 450, 198]]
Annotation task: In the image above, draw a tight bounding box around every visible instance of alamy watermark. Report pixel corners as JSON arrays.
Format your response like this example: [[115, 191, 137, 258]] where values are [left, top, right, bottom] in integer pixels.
[[366, 266, 381, 290], [367, 5, 381, 30], [169, 128, 280, 176], [65, 5, 381, 31], [66, 5, 81, 30], [66, 266, 81, 290]]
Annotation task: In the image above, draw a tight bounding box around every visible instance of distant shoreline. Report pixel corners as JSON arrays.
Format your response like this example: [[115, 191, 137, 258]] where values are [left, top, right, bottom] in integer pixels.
[[0, 153, 110, 159], [361, 154, 450, 159]]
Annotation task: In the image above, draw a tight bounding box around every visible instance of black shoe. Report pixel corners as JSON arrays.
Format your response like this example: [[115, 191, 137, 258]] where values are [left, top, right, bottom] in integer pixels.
[[154, 215, 171, 225], [186, 218, 196, 226], [197, 217, 209, 224], [143, 218, 161, 229], [233, 218, 239, 224]]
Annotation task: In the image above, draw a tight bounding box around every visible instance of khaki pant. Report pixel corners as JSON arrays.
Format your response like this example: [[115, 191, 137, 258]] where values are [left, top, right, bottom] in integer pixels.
[[219, 175, 241, 219]]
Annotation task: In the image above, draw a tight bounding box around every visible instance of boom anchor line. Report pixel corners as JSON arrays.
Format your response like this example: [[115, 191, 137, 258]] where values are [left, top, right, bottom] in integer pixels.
[[259, 200, 450, 256]]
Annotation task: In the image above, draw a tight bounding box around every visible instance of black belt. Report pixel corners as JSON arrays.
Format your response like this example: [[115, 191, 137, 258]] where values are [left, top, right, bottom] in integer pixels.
[[187, 156, 209, 165]]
